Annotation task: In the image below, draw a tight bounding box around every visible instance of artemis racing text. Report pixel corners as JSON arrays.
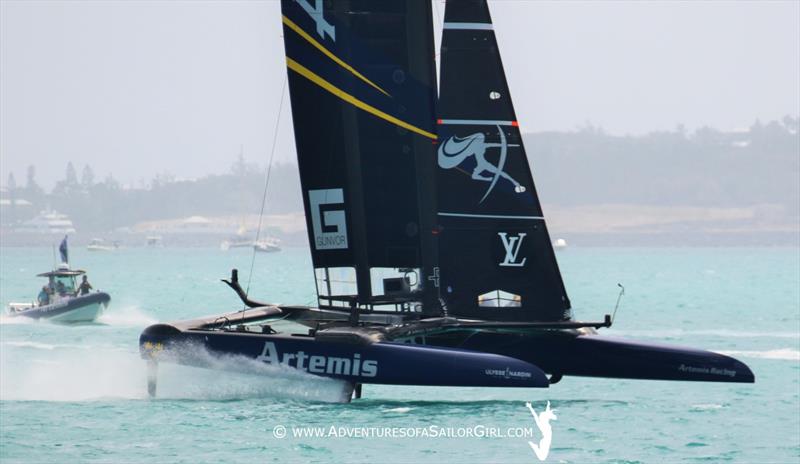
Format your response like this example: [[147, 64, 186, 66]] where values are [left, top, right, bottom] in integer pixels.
[[257, 342, 378, 378]]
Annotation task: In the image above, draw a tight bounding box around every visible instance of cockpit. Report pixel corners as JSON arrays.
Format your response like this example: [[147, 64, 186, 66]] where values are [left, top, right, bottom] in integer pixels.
[[37, 268, 85, 302], [52, 275, 77, 295]]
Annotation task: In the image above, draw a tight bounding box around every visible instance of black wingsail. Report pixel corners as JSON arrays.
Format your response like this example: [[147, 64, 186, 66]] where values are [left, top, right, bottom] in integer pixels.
[[280, 0, 440, 313], [436, 0, 571, 322]]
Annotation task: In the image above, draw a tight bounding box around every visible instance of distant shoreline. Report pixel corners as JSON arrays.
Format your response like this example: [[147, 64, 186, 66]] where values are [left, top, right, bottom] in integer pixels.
[[1, 231, 797, 248]]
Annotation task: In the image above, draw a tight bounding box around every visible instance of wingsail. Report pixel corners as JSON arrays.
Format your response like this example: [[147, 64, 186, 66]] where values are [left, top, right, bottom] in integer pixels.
[[435, 0, 570, 322], [281, 0, 441, 313]]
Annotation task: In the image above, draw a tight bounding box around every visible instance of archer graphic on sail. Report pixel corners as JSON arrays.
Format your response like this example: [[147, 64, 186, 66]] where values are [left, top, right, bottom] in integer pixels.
[[437, 124, 526, 203]]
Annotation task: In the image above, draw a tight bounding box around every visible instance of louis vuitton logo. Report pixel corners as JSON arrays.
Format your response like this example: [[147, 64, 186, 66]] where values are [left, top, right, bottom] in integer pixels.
[[498, 232, 527, 267]]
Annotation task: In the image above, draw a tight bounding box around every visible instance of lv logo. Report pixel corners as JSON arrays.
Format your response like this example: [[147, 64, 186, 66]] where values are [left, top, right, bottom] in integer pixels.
[[498, 232, 527, 267]]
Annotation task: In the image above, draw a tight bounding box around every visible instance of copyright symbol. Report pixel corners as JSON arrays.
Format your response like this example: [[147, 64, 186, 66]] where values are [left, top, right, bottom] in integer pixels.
[[273, 425, 287, 439]]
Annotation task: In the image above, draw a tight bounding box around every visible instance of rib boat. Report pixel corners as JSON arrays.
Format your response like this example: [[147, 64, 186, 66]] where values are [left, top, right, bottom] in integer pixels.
[[8, 238, 110, 323]]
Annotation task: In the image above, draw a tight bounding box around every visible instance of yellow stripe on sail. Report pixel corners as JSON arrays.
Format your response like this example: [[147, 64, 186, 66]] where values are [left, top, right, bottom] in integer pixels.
[[282, 15, 390, 98], [286, 57, 437, 141]]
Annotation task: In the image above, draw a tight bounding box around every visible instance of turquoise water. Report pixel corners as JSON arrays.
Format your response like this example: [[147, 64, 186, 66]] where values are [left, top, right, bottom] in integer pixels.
[[1, 246, 798, 463]]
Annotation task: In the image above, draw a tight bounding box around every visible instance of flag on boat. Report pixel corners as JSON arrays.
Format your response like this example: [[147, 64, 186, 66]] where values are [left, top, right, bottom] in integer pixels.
[[59, 235, 69, 264]]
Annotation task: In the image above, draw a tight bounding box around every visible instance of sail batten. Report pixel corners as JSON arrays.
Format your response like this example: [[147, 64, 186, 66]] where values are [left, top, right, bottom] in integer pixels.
[[442, 22, 494, 30], [439, 119, 518, 126], [438, 212, 545, 221]]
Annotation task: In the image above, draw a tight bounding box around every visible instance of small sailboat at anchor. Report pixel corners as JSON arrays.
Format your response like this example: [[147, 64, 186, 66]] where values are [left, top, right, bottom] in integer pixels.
[[140, 0, 753, 400]]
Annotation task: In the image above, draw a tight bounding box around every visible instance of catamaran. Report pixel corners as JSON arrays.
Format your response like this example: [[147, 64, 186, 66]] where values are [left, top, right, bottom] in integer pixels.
[[140, 0, 753, 400]]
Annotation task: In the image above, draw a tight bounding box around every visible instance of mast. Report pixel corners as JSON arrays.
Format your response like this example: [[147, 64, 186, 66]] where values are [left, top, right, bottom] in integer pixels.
[[408, 0, 441, 315]]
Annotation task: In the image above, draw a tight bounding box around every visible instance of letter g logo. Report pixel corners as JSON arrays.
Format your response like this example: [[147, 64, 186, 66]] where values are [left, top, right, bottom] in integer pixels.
[[309, 189, 348, 250]]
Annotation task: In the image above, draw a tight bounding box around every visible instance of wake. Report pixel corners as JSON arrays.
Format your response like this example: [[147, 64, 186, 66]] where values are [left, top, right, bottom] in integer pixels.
[[0, 314, 36, 325], [714, 348, 800, 361], [96, 305, 158, 327], [0, 342, 352, 403], [0, 305, 157, 327], [611, 328, 800, 340]]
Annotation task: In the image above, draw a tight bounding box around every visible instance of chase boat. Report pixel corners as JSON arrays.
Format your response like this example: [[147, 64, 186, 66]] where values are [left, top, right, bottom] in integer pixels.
[[7, 237, 110, 323], [140, 0, 754, 401], [7, 265, 110, 323]]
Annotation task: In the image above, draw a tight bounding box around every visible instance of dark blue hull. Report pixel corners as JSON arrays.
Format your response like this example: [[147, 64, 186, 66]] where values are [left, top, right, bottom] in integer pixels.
[[140, 310, 754, 391], [141, 325, 549, 388], [449, 330, 754, 383]]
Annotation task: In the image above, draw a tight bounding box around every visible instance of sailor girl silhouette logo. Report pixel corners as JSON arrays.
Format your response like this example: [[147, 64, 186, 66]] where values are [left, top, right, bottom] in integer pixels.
[[525, 401, 557, 461], [437, 124, 526, 203]]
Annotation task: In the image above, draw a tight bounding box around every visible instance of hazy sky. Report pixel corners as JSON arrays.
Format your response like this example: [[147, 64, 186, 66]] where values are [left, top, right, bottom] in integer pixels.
[[1, 0, 798, 188]]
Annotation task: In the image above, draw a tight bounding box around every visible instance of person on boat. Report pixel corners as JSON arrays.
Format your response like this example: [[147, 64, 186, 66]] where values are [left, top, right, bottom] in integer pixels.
[[55, 280, 67, 296], [38, 286, 50, 306], [77, 275, 93, 296]]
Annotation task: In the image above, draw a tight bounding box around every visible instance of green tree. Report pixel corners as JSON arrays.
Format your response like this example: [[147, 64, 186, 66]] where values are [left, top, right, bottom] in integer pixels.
[[5, 172, 17, 224], [81, 165, 95, 188], [230, 149, 258, 178], [103, 173, 120, 190], [65, 162, 78, 186], [7, 172, 16, 191], [26, 165, 38, 190], [782, 115, 799, 133], [23, 165, 44, 204]]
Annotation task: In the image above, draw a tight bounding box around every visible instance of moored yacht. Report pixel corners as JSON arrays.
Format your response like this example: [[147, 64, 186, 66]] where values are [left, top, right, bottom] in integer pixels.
[[87, 238, 119, 251], [220, 227, 255, 251], [253, 237, 281, 253], [15, 210, 76, 235]]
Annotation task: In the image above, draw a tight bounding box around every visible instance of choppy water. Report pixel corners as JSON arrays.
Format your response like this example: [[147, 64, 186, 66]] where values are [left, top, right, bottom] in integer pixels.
[[1, 246, 798, 463]]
